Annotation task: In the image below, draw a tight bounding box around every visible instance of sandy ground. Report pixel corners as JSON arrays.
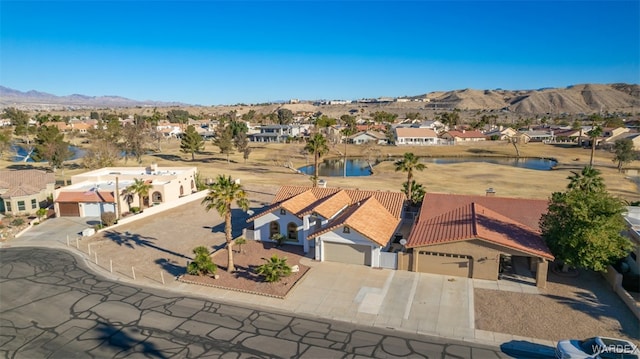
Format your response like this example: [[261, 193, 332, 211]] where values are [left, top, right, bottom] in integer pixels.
[[475, 269, 640, 342]]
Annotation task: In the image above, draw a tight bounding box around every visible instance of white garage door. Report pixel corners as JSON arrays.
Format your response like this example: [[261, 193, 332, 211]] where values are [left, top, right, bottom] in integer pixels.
[[84, 203, 101, 217], [101, 203, 116, 214], [324, 242, 372, 266]]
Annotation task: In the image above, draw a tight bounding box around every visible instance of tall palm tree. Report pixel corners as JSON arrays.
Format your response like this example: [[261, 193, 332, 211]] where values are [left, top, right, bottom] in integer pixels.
[[567, 166, 604, 193], [587, 125, 603, 167], [394, 152, 426, 203], [126, 178, 152, 210], [304, 133, 329, 187], [201, 175, 249, 272]]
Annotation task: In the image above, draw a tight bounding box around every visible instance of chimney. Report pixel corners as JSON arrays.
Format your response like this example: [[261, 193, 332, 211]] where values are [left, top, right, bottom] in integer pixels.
[[486, 188, 496, 196]]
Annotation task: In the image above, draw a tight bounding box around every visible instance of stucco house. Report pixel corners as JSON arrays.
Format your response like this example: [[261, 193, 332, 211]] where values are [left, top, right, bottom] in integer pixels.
[[249, 125, 306, 142], [0, 170, 56, 216], [404, 192, 554, 287], [348, 131, 387, 145], [441, 130, 486, 142], [395, 127, 439, 145], [246, 186, 406, 267], [54, 165, 198, 217], [484, 126, 517, 140]]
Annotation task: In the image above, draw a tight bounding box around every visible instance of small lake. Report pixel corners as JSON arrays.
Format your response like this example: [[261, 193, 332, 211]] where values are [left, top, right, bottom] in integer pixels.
[[299, 157, 557, 177], [10, 144, 86, 162]]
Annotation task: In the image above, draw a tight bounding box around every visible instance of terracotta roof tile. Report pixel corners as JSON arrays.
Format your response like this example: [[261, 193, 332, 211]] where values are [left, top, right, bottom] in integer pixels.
[[300, 190, 352, 219], [56, 191, 115, 203], [308, 197, 401, 246]]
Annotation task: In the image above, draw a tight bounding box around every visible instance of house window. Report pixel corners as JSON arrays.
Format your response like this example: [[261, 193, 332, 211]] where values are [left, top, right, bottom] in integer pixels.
[[287, 222, 298, 241], [17, 201, 25, 211], [343, 226, 350, 234], [31, 199, 37, 209], [269, 221, 280, 238], [5, 201, 11, 212], [152, 191, 163, 203], [179, 185, 184, 196], [280, 209, 286, 215]]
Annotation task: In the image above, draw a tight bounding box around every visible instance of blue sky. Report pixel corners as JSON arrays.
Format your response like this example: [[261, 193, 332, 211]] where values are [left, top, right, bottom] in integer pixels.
[[1, 1, 639, 105]]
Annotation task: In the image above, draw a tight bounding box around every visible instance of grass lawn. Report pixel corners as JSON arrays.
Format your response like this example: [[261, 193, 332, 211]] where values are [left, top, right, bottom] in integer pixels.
[[2, 139, 638, 202]]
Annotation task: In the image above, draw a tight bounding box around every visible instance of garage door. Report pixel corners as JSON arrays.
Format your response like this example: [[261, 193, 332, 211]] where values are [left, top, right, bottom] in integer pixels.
[[324, 242, 372, 266], [416, 251, 472, 278], [84, 203, 101, 217], [58, 202, 80, 217]]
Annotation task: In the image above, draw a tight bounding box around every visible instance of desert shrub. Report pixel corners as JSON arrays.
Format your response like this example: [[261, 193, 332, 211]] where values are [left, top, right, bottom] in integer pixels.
[[10, 218, 24, 226], [187, 246, 217, 276], [235, 237, 247, 253], [256, 255, 292, 282], [101, 212, 117, 226], [271, 233, 286, 247], [130, 207, 141, 214]]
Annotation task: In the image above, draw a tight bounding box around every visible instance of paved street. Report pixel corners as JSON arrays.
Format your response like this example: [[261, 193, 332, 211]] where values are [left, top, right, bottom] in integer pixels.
[[0, 247, 516, 358]]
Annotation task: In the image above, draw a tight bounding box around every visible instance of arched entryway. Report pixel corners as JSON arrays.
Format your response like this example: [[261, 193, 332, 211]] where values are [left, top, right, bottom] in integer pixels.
[[152, 191, 163, 204]]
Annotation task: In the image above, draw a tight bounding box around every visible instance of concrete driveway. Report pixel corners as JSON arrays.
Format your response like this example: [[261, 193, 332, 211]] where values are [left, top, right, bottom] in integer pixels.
[[14, 216, 101, 245]]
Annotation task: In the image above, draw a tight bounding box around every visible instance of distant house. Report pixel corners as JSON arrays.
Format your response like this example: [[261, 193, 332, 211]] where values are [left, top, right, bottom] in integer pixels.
[[518, 129, 555, 142], [395, 128, 439, 146], [348, 131, 387, 145], [0, 170, 56, 216], [246, 186, 406, 267], [441, 129, 486, 142], [601, 127, 632, 148], [405, 192, 554, 288], [484, 126, 517, 140], [410, 120, 448, 133], [249, 125, 305, 143]]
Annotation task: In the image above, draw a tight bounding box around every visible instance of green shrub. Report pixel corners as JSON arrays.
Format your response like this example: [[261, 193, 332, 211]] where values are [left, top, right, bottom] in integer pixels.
[[10, 218, 24, 226], [256, 255, 292, 282], [130, 207, 141, 214], [101, 212, 117, 226], [271, 233, 285, 247], [235, 237, 247, 253], [187, 246, 217, 276]]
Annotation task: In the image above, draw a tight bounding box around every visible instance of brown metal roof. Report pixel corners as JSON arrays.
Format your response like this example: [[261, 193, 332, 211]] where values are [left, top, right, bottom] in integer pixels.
[[406, 193, 553, 259]]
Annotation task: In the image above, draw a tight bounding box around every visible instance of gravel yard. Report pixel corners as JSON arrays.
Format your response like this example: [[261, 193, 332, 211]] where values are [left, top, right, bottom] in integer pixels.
[[475, 269, 640, 342]]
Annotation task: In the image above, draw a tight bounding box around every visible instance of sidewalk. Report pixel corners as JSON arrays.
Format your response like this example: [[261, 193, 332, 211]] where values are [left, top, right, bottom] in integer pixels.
[[2, 236, 557, 356]]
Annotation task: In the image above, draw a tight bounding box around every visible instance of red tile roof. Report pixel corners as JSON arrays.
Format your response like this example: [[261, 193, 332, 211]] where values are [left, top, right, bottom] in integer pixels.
[[56, 191, 115, 203], [308, 197, 401, 246], [407, 193, 553, 259]]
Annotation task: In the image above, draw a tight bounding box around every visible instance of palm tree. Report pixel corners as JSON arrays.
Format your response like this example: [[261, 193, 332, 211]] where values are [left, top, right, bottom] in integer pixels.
[[201, 175, 249, 272], [394, 152, 426, 203], [567, 166, 605, 193], [126, 178, 152, 210], [587, 125, 603, 167], [304, 133, 329, 187], [256, 254, 292, 282]]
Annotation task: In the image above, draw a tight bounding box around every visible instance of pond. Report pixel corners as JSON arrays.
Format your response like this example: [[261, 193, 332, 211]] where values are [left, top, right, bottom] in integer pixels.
[[298, 157, 557, 177], [10, 144, 86, 162]]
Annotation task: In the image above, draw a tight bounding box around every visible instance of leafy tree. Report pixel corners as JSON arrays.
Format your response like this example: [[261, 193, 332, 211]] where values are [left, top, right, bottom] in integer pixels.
[[229, 119, 248, 138], [315, 115, 337, 133], [32, 125, 73, 170], [214, 123, 234, 164], [340, 114, 357, 136], [180, 125, 205, 161], [571, 120, 584, 147], [201, 175, 249, 272], [90, 111, 100, 120], [126, 178, 152, 210], [167, 109, 190, 124], [256, 255, 292, 282], [3, 107, 30, 134], [394, 152, 426, 203], [121, 121, 149, 164], [187, 246, 217, 276], [241, 110, 256, 122], [540, 167, 632, 272], [402, 180, 426, 205], [82, 139, 121, 169], [277, 108, 294, 125], [371, 111, 397, 124], [612, 138, 636, 172], [439, 110, 460, 127], [234, 237, 246, 253], [0, 128, 12, 160], [243, 147, 252, 163], [587, 125, 603, 167], [233, 132, 249, 153], [405, 112, 421, 121], [304, 133, 329, 187]]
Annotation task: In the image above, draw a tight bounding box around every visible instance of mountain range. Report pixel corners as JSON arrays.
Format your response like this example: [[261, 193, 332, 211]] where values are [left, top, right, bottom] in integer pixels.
[[1, 83, 639, 115]]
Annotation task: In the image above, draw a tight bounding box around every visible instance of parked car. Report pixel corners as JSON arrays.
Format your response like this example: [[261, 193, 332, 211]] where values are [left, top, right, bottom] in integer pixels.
[[556, 337, 639, 359]]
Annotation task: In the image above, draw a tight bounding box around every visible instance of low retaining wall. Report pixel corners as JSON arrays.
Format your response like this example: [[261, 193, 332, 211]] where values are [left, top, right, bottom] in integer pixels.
[[603, 265, 640, 321]]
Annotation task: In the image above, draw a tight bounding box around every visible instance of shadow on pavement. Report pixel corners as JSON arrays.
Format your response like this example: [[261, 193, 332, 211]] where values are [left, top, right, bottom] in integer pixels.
[[500, 340, 555, 358]]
